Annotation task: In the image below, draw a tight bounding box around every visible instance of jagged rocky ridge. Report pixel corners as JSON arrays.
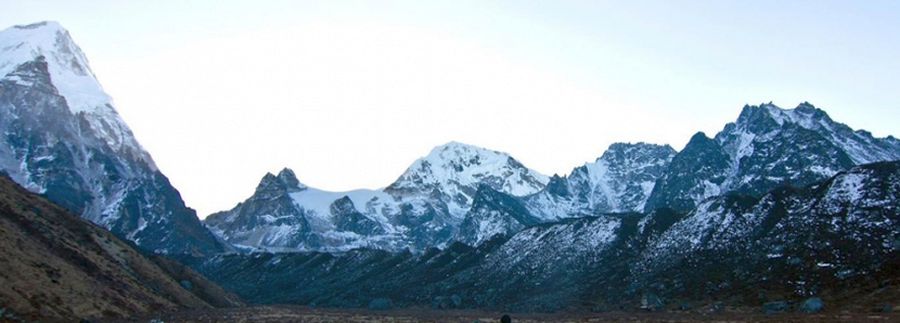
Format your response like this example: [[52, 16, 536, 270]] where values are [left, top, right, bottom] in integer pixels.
[[645, 102, 900, 213], [205, 143, 552, 251], [524, 143, 676, 219], [207, 102, 898, 253], [205, 141, 681, 252], [184, 161, 900, 312], [0, 22, 223, 254]]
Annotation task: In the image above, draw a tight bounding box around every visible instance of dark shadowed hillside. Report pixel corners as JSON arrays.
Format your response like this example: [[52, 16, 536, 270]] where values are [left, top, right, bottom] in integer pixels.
[[0, 174, 242, 321]]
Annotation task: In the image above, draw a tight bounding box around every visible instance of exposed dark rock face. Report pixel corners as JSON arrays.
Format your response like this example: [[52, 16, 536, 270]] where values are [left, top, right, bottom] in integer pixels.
[[331, 196, 386, 236], [456, 184, 540, 246], [643, 133, 731, 213], [205, 142, 550, 252], [645, 103, 900, 213], [0, 22, 223, 255], [205, 169, 319, 251], [524, 142, 676, 219]]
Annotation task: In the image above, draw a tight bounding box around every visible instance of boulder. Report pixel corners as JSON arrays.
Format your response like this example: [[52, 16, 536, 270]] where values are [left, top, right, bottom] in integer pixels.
[[799, 297, 824, 313]]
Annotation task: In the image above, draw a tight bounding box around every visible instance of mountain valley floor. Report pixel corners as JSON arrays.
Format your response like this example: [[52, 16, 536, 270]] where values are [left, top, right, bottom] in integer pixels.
[[105, 305, 899, 323]]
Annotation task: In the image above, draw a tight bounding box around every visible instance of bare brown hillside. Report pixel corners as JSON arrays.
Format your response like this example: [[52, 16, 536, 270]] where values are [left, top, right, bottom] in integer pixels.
[[0, 174, 241, 321]]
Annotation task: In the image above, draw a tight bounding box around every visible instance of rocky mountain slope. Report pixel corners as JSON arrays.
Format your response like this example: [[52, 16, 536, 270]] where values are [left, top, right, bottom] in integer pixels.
[[632, 161, 899, 302], [207, 102, 899, 254], [205, 142, 551, 252], [205, 141, 682, 252], [0, 173, 242, 321], [0, 21, 223, 255], [524, 143, 676, 219], [645, 102, 900, 213], [185, 161, 899, 312]]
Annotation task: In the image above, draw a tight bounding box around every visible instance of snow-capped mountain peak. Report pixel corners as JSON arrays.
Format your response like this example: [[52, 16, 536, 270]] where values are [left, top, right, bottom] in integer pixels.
[[763, 101, 831, 128], [733, 102, 830, 131], [725, 102, 900, 165], [577, 142, 676, 210], [0, 21, 108, 114], [0, 21, 152, 166], [586, 142, 676, 173], [207, 142, 550, 252], [255, 167, 307, 194], [386, 141, 548, 198], [646, 102, 900, 213], [0, 21, 222, 254]]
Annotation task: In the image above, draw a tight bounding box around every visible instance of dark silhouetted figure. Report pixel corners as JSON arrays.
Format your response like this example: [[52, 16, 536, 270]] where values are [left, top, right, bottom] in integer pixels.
[[501, 314, 511, 323]]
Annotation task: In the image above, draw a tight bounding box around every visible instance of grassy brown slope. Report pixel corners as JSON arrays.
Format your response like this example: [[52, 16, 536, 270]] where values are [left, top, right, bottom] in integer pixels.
[[0, 174, 241, 321]]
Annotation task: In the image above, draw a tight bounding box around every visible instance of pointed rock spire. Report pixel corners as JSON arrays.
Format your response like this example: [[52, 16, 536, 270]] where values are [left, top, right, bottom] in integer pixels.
[[254, 167, 305, 196]]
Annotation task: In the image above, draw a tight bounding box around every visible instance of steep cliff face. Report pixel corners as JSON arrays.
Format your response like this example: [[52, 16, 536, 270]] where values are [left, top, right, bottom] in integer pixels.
[[0, 22, 223, 254], [643, 132, 732, 213], [525, 142, 676, 220], [455, 184, 540, 246], [645, 103, 900, 213]]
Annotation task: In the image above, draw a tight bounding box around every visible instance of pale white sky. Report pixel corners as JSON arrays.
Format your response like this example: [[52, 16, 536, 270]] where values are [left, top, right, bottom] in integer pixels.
[[3, 1, 899, 218]]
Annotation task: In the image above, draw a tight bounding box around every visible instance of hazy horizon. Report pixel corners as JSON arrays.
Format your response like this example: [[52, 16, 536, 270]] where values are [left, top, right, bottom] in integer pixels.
[[3, 1, 899, 217]]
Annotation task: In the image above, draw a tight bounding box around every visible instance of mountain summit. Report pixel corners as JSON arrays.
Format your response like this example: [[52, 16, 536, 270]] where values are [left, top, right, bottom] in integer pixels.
[[208, 102, 899, 253], [0, 21, 223, 254], [386, 141, 548, 216], [645, 102, 900, 212], [0, 21, 150, 161], [206, 142, 549, 252]]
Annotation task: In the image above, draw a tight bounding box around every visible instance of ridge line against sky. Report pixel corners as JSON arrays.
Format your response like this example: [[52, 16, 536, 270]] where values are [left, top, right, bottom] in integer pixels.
[[2, 0, 898, 217]]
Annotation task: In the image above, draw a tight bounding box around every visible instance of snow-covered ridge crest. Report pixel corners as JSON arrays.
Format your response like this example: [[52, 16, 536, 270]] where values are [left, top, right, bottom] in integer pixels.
[[575, 142, 676, 211], [0, 21, 153, 167], [725, 102, 900, 165], [206, 141, 552, 252], [0, 21, 106, 113], [387, 141, 549, 198], [645, 101, 900, 213], [0, 21, 222, 254]]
